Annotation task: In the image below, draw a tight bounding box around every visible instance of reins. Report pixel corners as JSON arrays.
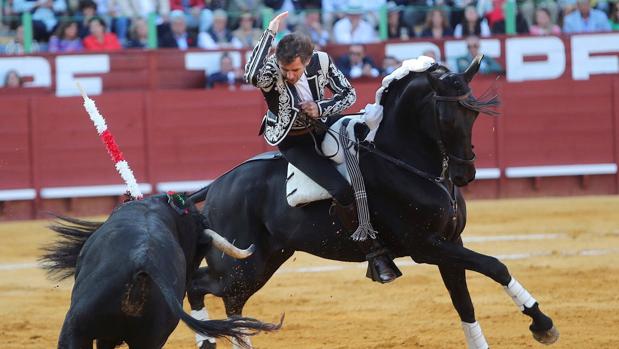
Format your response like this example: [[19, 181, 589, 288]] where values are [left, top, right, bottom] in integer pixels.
[[301, 88, 478, 185]]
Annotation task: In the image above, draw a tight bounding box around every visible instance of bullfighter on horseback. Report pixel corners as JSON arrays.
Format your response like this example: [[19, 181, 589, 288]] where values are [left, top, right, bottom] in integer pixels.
[[244, 11, 399, 283]]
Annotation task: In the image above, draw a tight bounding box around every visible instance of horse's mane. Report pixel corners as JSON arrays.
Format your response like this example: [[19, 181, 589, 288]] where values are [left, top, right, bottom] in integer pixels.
[[381, 63, 500, 116], [380, 64, 448, 106]]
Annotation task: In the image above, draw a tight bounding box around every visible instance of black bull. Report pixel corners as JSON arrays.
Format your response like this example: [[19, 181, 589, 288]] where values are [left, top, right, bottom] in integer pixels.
[[41, 194, 280, 349], [185, 58, 559, 348]]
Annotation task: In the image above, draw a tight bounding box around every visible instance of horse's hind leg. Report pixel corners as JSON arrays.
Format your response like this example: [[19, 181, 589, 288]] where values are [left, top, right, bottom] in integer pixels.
[[415, 234, 559, 345], [439, 263, 489, 349]]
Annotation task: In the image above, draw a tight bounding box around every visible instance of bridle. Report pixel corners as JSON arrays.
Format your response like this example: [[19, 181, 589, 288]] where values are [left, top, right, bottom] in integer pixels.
[[433, 89, 477, 172]]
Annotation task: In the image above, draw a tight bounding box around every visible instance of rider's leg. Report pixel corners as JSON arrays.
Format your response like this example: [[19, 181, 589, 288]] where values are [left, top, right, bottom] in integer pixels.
[[330, 200, 401, 283], [279, 134, 400, 283]]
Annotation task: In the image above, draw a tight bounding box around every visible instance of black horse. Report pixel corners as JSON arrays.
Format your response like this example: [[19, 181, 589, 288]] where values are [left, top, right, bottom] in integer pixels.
[[40, 193, 279, 349], [186, 57, 559, 348]]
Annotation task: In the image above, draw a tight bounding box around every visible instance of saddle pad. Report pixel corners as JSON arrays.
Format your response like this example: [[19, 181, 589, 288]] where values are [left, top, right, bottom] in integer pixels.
[[286, 163, 350, 207]]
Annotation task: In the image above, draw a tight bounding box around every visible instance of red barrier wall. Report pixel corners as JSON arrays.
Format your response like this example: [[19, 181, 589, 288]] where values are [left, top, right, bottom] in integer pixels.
[[1, 40, 619, 219]]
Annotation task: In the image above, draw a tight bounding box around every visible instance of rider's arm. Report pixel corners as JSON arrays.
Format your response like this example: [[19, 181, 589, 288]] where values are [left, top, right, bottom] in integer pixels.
[[317, 56, 357, 118], [244, 29, 278, 90]]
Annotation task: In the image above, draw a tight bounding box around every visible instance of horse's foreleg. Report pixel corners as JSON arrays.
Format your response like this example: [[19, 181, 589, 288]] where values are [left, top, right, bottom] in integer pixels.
[[188, 267, 222, 349], [417, 234, 559, 345], [439, 263, 489, 349]]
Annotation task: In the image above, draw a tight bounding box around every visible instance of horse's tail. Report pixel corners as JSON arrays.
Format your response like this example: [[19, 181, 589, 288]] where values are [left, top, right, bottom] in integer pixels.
[[39, 215, 103, 281], [143, 262, 282, 347], [188, 184, 211, 204]]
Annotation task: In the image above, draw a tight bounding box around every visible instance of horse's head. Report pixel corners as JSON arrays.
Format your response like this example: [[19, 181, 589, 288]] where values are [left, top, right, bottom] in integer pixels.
[[425, 55, 497, 186]]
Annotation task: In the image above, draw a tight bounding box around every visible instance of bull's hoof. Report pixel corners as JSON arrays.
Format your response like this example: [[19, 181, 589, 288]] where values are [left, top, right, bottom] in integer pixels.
[[199, 340, 216, 349], [532, 325, 559, 345]]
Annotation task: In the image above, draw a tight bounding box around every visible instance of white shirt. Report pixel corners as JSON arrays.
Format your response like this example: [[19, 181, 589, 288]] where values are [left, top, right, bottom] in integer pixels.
[[332, 17, 379, 44], [294, 73, 313, 102]]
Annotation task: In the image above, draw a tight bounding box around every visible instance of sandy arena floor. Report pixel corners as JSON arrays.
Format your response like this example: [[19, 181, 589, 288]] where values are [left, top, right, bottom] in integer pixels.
[[1, 196, 619, 348]]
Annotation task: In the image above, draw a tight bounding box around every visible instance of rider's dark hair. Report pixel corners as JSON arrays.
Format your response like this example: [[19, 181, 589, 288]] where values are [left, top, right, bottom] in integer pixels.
[[276, 33, 314, 65]]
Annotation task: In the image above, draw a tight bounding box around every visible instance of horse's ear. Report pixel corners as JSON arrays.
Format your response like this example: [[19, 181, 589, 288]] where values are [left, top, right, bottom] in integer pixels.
[[463, 54, 483, 83]]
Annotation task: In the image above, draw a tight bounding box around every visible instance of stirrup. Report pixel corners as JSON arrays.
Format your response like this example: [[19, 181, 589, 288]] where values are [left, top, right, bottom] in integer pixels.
[[365, 249, 402, 284]]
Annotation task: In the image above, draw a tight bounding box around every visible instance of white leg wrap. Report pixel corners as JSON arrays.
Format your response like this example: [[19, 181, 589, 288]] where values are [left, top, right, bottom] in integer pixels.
[[191, 308, 216, 346], [461, 321, 489, 349], [504, 277, 537, 311], [232, 336, 252, 349]]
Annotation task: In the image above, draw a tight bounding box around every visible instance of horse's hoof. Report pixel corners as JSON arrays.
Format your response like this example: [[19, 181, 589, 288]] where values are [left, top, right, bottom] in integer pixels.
[[532, 325, 559, 345]]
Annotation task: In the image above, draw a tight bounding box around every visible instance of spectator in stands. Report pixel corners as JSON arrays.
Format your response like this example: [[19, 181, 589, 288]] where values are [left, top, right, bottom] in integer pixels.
[[456, 36, 503, 74], [519, 0, 559, 28], [206, 52, 244, 88], [400, 0, 433, 32], [226, 0, 263, 29], [83, 16, 122, 51], [232, 12, 262, 48], [332, 5, 379, 44], [170, 0, 213, 33], [49, 20, 84, 52], [126, 16, 148, 48], [3, 24, 42, 54], [296, 7, 330, 48], [481, 0, 529, 34], [382, 55, 400, 76], [386, 1, 412, 40], [77, 0, 99, 38], [419, 8, 453, 39], [158, 10, 196, 49], [422, 48, 444, 65], [3, 69, 23, 88], [336, 44, 380, 79], [263, 0, 305, 28], [107, 0, 169, 46], [530, 7, 561, 35], [563, 0, 611, 33], [610, 3, 619, 30], [13, 0, 68, 40], [454, 5, 491, 38], [198, 9, 242, 49]]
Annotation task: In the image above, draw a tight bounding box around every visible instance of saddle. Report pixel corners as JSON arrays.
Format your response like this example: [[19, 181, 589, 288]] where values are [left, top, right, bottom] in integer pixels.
[[285, 55, 437, 207], [286, 106, 381, 207]]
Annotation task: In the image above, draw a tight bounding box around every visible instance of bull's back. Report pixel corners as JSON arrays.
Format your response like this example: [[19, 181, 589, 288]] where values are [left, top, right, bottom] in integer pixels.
[[66, 216, 185, 343]]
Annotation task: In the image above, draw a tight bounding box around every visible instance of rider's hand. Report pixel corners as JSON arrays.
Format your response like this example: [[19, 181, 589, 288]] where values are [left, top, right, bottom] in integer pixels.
[[300, 101, 320, 119], [268, 11, 288, 33]]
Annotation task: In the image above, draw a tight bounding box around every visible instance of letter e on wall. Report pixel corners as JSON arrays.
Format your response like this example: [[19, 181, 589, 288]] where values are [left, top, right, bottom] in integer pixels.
[[56, 55, 110, 97]]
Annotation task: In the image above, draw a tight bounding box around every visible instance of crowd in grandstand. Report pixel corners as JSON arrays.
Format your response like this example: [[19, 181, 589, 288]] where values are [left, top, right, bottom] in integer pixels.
[[1, 0, 618, 86]]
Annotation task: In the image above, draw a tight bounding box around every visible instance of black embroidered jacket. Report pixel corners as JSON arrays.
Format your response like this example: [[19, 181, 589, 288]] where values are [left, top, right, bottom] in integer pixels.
[[244, 29, 357, 146]]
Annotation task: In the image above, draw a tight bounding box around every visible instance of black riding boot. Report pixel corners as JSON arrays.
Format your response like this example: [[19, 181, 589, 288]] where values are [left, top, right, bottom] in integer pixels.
[[331, 201, 402, 284]]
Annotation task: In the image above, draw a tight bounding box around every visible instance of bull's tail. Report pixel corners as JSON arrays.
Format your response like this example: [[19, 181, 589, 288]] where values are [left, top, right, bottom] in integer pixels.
[[40, 215, 103, 281], [143, 263, 281, 347]]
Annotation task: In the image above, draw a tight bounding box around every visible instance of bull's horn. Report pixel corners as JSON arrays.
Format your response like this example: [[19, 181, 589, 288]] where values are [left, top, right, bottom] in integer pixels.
[[203, 229, 255, 259]]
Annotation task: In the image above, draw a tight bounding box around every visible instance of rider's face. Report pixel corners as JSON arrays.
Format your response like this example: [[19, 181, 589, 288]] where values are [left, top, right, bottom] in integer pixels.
[[279, 57, 307, 84]]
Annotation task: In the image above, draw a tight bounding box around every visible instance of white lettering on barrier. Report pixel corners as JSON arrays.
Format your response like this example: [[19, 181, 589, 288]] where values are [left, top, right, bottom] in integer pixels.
[[0, 57, 50, 88], [0, 34, 618, 96], [506, 36, 565, 82], [55, 55, 110, 97], [444, 39, 501, 72], [385, 42, 442, 62], [185, 52, 242, 77], [571, 33, 619, 80]]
